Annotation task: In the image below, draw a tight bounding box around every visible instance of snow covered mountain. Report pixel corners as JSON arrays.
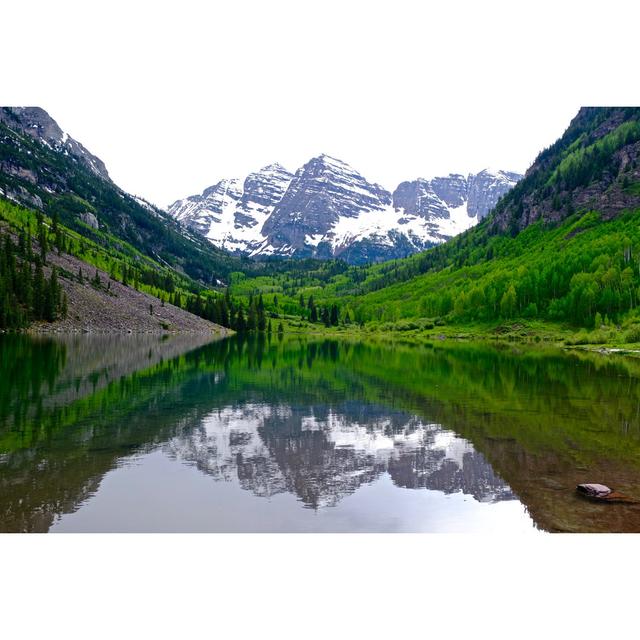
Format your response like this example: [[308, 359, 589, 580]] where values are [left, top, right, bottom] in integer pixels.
[[169, 163, 294, 253], [166, 404, 515, 509], [169, 154, 521, 265]]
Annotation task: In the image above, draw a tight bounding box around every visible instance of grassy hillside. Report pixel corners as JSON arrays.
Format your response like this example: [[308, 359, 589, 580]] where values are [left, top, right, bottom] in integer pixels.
[[227, 108, 640, 344], [0, 196, 293, 333]]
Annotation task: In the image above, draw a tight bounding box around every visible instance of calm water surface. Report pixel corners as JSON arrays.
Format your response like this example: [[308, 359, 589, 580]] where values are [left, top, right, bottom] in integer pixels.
[[1, 333, 640, 532]]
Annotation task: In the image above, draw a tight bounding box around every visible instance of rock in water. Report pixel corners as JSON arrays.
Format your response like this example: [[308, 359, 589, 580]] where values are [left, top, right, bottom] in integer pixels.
[[577, 483, 612, 498], [576, 483, 639, 504]]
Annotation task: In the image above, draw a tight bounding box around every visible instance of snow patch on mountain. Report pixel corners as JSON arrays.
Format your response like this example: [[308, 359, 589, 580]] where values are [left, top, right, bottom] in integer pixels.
[[0, 107, 111, 181], [168, 156, 521, 264], [169, 164, 293, 254], [326, 200, 477, 258]]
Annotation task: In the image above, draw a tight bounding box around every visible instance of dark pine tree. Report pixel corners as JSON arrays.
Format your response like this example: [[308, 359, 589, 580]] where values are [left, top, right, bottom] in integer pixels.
[[236, 307, 247, 332]]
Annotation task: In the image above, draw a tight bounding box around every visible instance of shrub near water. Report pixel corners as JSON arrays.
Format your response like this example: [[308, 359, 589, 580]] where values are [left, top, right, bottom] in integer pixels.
[[624, 325, 640, 344]]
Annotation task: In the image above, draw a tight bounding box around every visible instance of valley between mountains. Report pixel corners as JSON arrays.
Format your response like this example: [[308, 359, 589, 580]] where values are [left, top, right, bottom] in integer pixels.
[[2, 106, 640, 351]]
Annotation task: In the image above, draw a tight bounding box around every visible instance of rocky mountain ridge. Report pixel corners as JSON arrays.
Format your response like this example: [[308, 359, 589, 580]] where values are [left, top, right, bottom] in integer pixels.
[[0, 107, 111, 182], [490, 107, 640, 234], [169, 155, 521, 264]]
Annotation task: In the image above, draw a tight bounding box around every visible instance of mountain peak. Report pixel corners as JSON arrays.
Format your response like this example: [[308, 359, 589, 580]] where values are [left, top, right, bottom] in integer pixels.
[[1, 107, 66, 146], [260, 162, 290, 174], [169, 158, 522, 264], [475, 167, 521, 180], [308, 154, 352, 170], [317, 153, 342, 161]]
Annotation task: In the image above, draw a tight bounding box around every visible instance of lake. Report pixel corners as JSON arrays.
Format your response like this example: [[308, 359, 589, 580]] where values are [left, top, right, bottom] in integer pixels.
[[1, 332, 639, 533]]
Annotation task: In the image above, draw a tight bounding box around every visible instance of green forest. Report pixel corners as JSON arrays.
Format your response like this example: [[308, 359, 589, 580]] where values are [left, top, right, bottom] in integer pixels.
[[5, 190, 640, 344], [228, 207, 640, 344], [2, 106, 640, 345], [0, 197, 282, 331], [225, 108, 640, 345], [0, 214, 67, 327]]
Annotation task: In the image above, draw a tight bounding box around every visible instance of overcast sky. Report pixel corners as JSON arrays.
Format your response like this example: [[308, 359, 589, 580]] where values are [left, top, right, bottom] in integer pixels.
[[3, 0, 638, 208]]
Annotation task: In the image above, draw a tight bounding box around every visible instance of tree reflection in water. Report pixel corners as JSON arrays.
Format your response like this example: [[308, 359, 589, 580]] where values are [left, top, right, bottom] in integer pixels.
[[1, 333, 640, 532]]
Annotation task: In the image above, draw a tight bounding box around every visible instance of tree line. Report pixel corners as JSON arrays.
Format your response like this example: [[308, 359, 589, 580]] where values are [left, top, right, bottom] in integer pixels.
[[0, 225, 67, 329]]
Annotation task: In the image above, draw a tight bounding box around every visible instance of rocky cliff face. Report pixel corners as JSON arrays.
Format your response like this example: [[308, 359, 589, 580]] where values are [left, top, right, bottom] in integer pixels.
[[169, 156, 521, 264], [0, 107, 111, 181], [262, 155, 393, 256], [393, 169, 519, 221], [490, 107, 640, 234], [467, 169, 523, 217]]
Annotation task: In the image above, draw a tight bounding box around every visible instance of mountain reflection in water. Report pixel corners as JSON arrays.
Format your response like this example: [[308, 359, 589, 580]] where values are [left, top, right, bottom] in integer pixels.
[[2, 333, 640, 532], [166, 404, 515, 509]]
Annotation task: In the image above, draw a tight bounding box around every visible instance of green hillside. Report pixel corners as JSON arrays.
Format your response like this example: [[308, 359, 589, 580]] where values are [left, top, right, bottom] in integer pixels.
[[0, 197, 213, 328], [228, 108, 640, 344], [0, 108, 251, 285]]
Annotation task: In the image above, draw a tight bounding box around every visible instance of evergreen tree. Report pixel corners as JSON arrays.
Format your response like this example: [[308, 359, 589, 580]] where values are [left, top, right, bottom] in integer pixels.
[[18, 230, 27, 257], [257, 295, 267, 331], [35, 212, 48, 263], [26, 230, 33, 262], [33, 262, 45, 320], [44, 267, 59, 322], [38, 225, 48, 263], [247, 301, 257, 331], [236, 307, 247, 332], [0, 276, 7, 327], [19, 260, 33, 315]]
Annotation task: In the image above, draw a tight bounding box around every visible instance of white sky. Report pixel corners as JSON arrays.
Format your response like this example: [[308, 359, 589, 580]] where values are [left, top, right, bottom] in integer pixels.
[[2, 0, 639, 208]]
